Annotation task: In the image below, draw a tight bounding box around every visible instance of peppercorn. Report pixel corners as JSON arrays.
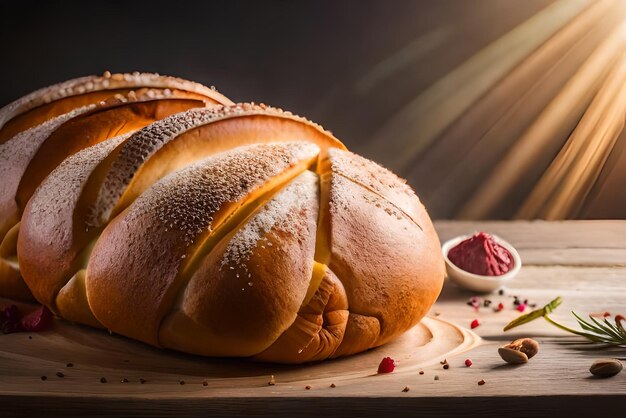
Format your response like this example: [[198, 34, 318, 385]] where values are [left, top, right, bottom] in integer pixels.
[[40, 376, 47, 381], [179, 380, 185, 385], [330, 383, 336, 388], [478, 379, 486, 385], [139, 378, 147, 384], [121, 378, 129, 383], [202, 381, 208, 386], [66, 363, 74, 368], [305, 385, 311, 390], [56, 372, 64, 378], [100, 377, 107, 383]]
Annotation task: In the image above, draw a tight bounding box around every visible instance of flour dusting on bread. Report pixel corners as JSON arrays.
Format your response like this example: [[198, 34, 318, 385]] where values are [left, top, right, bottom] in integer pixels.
[[220, 170, 319, 272], [126, 142, 319, 246]]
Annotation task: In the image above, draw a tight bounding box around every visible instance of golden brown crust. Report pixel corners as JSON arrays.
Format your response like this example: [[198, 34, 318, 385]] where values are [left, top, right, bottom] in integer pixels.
[[0, 72, 232, 142], [86, 143, 320, 345], [0, 106, 89, 239], [254, 265, 349, 363], [324, 148, 425, 227], [160, 171, 320, 356], [325, 158, 444, 348], [3, 91, 215, 303], [0, 223, 33, 300], [18, 135, 128, 308], [87, 103, 346, 227], [1, 91, 206, 237], [15, 94, 206, 209]]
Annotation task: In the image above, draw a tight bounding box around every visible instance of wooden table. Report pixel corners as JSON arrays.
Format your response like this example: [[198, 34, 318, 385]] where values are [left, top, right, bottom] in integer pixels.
[[2, 221, 625, 416]]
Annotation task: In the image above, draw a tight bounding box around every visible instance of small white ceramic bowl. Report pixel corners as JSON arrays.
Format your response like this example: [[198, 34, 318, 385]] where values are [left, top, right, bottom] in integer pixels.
[[441, 233, 521, 293]]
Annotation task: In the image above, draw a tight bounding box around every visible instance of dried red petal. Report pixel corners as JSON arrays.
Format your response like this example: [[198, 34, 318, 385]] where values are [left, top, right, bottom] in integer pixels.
[[1, 305, 21, 334], [470, 319, 480, 329], [20, 306, 53, 332], [465, 359, 473, 367], [516, 304, 526, 312], [377, 357, 396, 373]]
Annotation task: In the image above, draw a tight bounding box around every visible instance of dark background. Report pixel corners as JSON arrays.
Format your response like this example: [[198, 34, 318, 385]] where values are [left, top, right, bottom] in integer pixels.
[[2, 0, 569, 219], [0, 0, 550, 149]]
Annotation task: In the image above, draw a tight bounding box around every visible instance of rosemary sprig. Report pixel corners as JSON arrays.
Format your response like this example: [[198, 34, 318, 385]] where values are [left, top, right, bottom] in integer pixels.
[[503, 297, 626, 345]]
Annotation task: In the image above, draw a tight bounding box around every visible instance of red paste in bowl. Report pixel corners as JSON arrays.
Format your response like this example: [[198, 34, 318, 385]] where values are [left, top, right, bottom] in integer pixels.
[[447, 232, 513, 276]]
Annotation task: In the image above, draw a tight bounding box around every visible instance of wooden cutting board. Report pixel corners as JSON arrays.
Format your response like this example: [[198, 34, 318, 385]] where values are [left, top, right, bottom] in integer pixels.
[[0, 300, 476, 415]]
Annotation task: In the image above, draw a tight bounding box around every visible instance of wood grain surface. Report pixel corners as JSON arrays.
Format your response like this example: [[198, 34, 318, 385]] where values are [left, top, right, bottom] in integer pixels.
[[2, 220, 626, 417]]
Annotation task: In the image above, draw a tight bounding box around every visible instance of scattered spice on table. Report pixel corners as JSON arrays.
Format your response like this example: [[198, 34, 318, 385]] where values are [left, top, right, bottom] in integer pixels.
[[465, 359, 473, 367], [305, 385, 311, 390], [377, 357, 396, 373], [56, 372, 64, 378], [434, 375, 440, 381], [419, 370, 424, 375], [66, 363, 74, 368], [40, 376, 47, 381], [179, 380, 185, 385], [471, 319, 480, 329], [202, 381, 208, 386], [100, 377, 107, 383], [478, 379, 486, 386], [268, 375, 276, 386], [494, 302, 504, 312], [402, 386, 410, 392], [121, 378, 129, 383], [467, 297, 480, 311], [139, 378, 147, 384], [330, 383, 336, 388]]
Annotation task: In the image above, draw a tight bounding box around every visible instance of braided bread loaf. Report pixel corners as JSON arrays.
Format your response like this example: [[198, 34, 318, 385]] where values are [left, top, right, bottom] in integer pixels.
[[1, 75, 444, 363]]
